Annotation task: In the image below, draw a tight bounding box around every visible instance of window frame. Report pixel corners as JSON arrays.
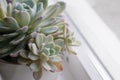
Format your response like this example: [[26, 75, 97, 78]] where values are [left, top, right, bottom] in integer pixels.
[[54, 0, 120, 80]]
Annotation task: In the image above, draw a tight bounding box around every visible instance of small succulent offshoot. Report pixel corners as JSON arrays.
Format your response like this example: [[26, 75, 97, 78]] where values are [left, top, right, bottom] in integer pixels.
[[0, 0, 79, 80]]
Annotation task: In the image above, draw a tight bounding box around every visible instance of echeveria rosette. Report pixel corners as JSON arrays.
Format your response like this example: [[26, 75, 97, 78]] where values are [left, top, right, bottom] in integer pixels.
[[0, 0, 79, 80], [18, 32, 64, 79]]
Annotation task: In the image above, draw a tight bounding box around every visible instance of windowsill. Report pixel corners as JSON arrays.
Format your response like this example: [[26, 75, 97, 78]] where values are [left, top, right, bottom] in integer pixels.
[[55, 0, 120, 80]]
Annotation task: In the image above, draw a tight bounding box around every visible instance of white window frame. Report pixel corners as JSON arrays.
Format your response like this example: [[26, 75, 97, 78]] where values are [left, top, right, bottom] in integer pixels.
[[54, 0, 120, 80]]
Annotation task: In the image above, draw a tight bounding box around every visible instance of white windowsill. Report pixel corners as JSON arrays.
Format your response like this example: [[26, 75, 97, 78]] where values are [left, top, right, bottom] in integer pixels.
[[55, 0, 120, 80]]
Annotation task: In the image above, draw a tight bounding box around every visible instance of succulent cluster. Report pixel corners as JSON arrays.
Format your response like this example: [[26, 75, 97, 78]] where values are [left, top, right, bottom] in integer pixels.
[[0, 0, 79, 80]]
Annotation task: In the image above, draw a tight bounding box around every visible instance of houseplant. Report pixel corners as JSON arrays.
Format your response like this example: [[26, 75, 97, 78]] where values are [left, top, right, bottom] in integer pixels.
[[0, 0, 79, 80]]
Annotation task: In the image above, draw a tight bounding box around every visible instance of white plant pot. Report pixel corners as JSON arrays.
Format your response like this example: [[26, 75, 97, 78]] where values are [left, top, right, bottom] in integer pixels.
[[0, 62, 59, 80]]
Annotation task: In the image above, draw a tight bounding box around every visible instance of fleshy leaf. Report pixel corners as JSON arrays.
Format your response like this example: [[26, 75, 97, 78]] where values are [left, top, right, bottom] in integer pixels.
[[18, 57, 31, 65], [49, 48, 56, 55], [54, 45, 62, 54], [35, 33, 44, 49], [45, 35, 53, 43], [14, 11, 30, 27], [37, 0, 48, 9], [2, 17, 20, 30], [42, 61, 54, 71], [43, 2, 65, 20], [33, 71, 42, 80], [45, 42, 54, 48], [28, 52, 39, 60], [10, 34, 25, 45], [42, 48, 50, 56], [50, 56, 62, 62], [20, 50, 28, 59], [30, 62, 41, 72], [55, 39, 64, 47], [40, 26, 58, 34], [28, 43, 39, 55]]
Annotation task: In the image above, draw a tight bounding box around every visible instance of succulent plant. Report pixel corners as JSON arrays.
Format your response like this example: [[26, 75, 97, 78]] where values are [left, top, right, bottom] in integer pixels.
[[0, 0, 79, 80]]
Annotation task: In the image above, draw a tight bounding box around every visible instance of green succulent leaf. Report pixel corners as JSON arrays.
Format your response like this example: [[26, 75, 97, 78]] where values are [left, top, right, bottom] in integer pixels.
[[22, 0, 35, 8], [41, 52, 49, 61], [10, 41, 26, 57], [67, 47, 77, 55], [10, 34, 25, 45], [2, 32, 18, 37], [35, 33, 44, 49], [39, 17, 64, 28], [0, 45, 14, 54], [45, 35, 53, 42], [14, 11, 30, 27], [0, 3, 6, 19], [52, 2, 66, 18], [32, 3, 44, 22], [43, 5, 58, 20], [20, 50, 29, 59], [0, 32, 18, 42], [17, 26, 28, 34], [28, 43, 39, 55], [40, 26, 58, 34], [0, 26, 15, 33], [28, 52, 39, 60], [18, 57, 31, 65], [30, 62, 41, 72], [49, 48, 56, 56], [43, 2, 65, 20], [37, 0, 48, 9], [45, 42, 54, 48], [2, 17, 20, 30], [33, 69, 42, 80], [7, 3, 12, 16], [36, 2, 44, 12], [42, 48, 50, 56], [49, 55, 62, 62], [54, 45, 62, 54], [55, 39, 64, 47], [42, 61, 54, 71]]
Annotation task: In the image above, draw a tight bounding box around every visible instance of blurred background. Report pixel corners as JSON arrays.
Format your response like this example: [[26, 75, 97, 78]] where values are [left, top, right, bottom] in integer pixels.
[[86, 0, 120, 39]]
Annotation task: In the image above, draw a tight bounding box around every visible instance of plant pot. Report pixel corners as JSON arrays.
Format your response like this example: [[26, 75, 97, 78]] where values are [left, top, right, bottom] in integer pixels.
[[0, 62, 59, 80]]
